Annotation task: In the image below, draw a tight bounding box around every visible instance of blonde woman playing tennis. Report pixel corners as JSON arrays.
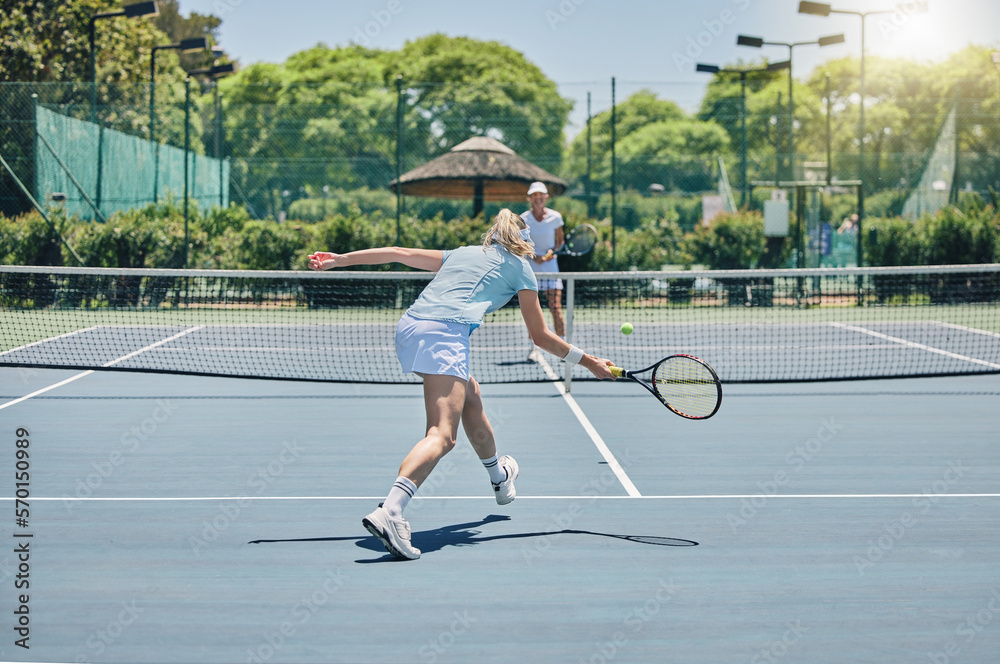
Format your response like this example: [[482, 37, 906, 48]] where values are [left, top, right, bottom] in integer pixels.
[[308, 209, 614, 560]]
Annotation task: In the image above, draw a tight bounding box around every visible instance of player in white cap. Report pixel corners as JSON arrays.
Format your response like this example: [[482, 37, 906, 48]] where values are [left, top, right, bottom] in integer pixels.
[[520, 181, 566, 337]]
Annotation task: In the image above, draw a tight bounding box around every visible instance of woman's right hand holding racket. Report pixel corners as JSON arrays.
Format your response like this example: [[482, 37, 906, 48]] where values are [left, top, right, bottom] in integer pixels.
[[584, 354, 617, 380]]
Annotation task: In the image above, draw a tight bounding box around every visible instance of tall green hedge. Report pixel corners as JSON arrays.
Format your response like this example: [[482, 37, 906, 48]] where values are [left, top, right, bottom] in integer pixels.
[[1, 201, 997, 270]]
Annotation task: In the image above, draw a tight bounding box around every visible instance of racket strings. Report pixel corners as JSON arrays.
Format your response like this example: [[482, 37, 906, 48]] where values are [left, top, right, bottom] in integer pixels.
[[653, 357, 718, 418], [564, 226, 597, 255]]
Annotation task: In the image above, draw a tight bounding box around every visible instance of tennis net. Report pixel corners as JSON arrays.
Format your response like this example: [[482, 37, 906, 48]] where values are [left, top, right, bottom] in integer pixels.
[[1, 264, 998, 384]]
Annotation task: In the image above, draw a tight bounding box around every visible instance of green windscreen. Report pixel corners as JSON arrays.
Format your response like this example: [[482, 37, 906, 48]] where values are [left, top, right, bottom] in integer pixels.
[[34, 105, 229, 220]]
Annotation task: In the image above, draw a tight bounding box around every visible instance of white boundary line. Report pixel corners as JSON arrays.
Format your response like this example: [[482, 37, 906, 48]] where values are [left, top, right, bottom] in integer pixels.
[[0, 326, 203, 411], [935, 321, 1000, 339], [0, 371, 96, 411], [829, 322, 1000, 370], [4, 494, 1000, 502], [531, 350, 641, 497], [0, 325, 100, 357]]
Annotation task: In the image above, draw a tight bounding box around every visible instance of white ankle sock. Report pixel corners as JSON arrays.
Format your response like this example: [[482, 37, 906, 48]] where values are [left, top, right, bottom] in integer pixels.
[[383, 476, 417, 517], [481, 454, 506, 484]]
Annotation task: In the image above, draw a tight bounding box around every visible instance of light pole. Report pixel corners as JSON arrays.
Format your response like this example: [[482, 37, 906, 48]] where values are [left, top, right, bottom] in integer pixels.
[[992, 52, 1000, 193], [150, 37, 210, 202], [797, 1, 927, 267], [89, 1, 160, 122], [697, 60, 791, 207], [737, 32, 845, 182], [188, 63, 235, 211]]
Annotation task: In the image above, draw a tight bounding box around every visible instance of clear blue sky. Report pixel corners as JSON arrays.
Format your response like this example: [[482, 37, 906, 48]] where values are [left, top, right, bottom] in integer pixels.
[[179, 0, 1000, 136]]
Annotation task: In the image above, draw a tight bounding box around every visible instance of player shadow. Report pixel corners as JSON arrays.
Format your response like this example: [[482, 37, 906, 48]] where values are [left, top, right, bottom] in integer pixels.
[[248, 514, 698, 563]]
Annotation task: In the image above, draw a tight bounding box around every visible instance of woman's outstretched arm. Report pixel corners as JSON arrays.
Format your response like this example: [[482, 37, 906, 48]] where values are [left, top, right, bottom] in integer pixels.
[[308, 247, 444, 272]]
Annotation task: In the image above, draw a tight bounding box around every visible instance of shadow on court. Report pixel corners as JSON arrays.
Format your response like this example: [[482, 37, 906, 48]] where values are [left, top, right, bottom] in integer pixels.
[[248, 513, 698, 562]]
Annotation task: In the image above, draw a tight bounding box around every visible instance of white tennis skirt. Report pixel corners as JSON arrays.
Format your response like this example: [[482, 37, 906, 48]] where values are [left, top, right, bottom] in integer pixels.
[[395, 312, 472, 381], [537, 277, 563, 291]]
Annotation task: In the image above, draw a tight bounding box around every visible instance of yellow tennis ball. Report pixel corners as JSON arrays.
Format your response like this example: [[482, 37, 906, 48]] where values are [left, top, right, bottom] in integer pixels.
[[620, 322, 633, 335]]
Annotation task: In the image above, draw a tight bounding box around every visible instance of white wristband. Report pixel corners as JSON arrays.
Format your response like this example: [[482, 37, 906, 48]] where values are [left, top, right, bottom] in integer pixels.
[[563, 345, 585, 365]]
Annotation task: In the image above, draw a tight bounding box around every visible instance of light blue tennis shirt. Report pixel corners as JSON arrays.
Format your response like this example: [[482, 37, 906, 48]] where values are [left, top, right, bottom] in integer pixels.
[[406, 244, 538, 329]]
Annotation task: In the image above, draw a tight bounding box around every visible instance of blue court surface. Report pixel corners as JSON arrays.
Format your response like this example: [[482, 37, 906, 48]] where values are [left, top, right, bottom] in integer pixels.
[[1, 365, 999, 663]]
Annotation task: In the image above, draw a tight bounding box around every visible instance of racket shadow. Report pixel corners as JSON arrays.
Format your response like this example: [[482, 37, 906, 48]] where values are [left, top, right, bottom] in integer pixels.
[[248, 514, 698, 562]]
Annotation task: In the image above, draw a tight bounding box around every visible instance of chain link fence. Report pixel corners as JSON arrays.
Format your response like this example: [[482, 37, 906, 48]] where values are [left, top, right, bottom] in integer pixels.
[[2, 77, 998, 264]]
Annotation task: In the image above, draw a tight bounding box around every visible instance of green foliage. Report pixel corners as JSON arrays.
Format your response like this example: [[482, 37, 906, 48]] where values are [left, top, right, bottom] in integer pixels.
[[215, 219, 303, 271], [0, 207, 67, 265], [863, 217, 923, 267], [564, 90, 728, 194], [72, 202, 190, 268], [865, 205, 1000, 266], [220, 35, 571, 220], [921, 206, 999, 265], [689, 210, 775, 270]]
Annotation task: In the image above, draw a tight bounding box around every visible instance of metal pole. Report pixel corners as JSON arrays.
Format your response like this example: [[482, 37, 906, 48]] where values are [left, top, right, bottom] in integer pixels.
[[217, 87, 224, 207], [740, 72, 748, 207], [775, 92, 783, 186], [787, 45, 795, 182], [150, 49, 159, 203], [31, 94, 38, 206], [183, 77, 190, 269], [951, 82, 961, 205], [857, 14, 865, 269], [586, 92, 593, 217], [611, 76, 617, 271], [89, 18, 97, 124], [826, 73, 832, 185], [564, 276, 575, 393], [395, 75, 403, 246]]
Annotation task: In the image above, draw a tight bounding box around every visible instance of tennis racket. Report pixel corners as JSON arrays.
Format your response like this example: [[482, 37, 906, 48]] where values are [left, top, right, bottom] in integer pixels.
[[610, 354, 722, 420], [548, 224, 598, 257]]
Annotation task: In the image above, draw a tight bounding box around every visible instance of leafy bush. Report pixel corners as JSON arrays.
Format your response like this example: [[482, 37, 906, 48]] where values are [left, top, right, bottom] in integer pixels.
[[689, 210, 778, 269]]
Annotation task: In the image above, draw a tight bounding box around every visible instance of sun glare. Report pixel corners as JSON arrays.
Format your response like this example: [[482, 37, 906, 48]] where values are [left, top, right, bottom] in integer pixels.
[[868, 9, 951, 61]]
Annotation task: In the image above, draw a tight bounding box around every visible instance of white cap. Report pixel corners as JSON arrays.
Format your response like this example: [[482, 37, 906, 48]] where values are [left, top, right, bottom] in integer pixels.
[[527, 181, 548, 196]]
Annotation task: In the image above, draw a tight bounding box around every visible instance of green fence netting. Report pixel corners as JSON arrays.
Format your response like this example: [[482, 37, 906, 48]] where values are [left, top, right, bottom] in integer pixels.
[[34, 105, 228, 220]]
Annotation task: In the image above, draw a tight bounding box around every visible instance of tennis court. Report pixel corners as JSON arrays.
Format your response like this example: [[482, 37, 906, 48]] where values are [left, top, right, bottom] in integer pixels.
[[2, 344, 999, 662]]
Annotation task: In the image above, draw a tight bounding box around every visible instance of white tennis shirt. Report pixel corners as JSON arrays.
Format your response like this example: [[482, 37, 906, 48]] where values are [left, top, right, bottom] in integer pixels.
[[520, 207, 564, 275], [406, 244, 538, 329]]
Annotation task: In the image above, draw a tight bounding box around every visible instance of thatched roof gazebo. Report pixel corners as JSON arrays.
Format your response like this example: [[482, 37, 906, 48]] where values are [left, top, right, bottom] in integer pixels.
[[388, 136, 567, 217]]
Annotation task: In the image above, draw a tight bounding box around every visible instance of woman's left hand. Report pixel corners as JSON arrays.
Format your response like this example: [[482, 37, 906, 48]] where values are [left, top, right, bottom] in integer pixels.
[[308, 252, 344, 271]]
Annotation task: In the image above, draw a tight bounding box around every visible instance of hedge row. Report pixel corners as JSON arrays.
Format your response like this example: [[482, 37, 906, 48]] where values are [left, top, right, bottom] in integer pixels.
[[1, 200, 997, 271]]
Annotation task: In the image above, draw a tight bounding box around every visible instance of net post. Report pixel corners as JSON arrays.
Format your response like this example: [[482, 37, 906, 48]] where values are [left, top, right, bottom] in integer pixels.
[[183, 77, 191, 270], [564, 276, 575, 393]]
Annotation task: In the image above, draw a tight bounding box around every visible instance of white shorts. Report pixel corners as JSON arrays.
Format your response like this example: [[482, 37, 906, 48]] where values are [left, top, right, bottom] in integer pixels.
[[537, 278, 563, 291], [395, 312, 471, 381]]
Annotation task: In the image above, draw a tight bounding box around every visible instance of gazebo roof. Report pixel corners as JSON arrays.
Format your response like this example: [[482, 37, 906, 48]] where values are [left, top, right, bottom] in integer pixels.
[[388, 136, 566, 201]]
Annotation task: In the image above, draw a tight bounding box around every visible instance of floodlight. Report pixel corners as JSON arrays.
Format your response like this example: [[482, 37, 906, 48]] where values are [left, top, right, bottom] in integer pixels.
[[124, 2, 159, 19], [696, 64, 720, 74], [178, 37, 210, 53], [766, 60, 792, 72], [798, 1, 832, 16], [737, 35, 765, 48], [818, 33, 846, 47]]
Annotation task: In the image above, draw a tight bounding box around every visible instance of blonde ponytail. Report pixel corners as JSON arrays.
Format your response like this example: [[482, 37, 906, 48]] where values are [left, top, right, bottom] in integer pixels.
[[482, 208, 535, 258]]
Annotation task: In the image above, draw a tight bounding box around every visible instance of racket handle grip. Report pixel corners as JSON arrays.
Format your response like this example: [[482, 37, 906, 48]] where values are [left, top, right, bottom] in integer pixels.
[[610, 366, 625, 378]]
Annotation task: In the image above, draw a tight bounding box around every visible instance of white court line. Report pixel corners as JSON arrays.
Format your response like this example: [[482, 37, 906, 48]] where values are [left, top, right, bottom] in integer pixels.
[[0, 325, 100, 357], [0, 326, 203, 410], [935, 321, 1000, 339], [0, 371, 96, 411], [4, 494, 1000, 502], [829, 322, 1000, 370], [531, 350, 641, 497]]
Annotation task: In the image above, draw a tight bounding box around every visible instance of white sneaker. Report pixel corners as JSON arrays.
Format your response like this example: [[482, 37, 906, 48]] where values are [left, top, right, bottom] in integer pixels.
[[493, 455, 519, 505], [362, 505, 421, 560]]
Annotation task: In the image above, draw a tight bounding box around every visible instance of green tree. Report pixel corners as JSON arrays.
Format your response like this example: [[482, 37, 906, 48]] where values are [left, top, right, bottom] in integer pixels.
[[565, 90, 726, 195], [220, 35, 570, 219]]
